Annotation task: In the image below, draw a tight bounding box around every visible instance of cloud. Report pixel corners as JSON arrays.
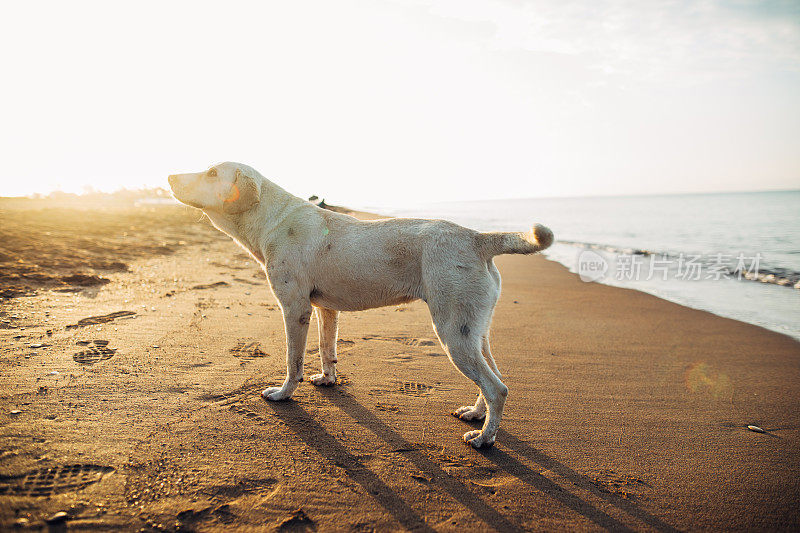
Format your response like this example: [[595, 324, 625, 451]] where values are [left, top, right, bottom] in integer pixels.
[[400, 0, 800, 85]]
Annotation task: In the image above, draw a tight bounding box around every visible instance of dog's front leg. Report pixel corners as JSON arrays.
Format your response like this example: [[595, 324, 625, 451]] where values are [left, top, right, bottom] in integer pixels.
[[310, 307, 339, 386], [262, 298, 312, 401]]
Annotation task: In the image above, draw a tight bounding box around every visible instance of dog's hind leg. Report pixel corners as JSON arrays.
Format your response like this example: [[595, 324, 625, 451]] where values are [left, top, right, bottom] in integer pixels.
[[453, 393, 487, 422], [310, 307, 339, 386], [481, 335, 502, 378], [452, 335, 499, 421], [434, 317, 508, 448], [262, 297, 312, 401]]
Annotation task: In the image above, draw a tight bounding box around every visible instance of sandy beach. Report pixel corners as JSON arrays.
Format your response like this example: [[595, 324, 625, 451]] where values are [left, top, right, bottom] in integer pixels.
[[1, 197, 798, 531]]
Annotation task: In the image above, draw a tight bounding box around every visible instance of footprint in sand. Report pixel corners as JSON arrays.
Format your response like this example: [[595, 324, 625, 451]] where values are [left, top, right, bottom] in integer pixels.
[[0, 464, 114, 497], [398, 381, 434, 397], [384, 354, 414, 363], [210, 261, 247, 270], [191, 281, 229, 290], [66, 311, 136, 329], [362, 335, 437, 347], [198, 383, 265, 405], [233, 277, 261, 286], [230, 340, 268, 359], [401, 338, 437, 347], [73, 341, 116, 364], [229, 404, 270, 425], [76, 339, 108, 346], [589, 469, 649, 498]]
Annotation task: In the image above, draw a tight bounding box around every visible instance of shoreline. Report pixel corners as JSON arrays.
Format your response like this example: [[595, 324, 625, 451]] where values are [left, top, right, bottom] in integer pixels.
[[541, 257, 800, 346], [543, 243, 800, 343]]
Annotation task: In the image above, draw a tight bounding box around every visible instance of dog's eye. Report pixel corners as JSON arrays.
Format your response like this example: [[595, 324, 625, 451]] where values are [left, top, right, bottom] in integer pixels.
[[206, 168, 217, 180]]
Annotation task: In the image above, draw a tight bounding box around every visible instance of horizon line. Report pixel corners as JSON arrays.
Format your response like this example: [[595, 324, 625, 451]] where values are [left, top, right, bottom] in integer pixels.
[[1, 185, 798, 204]]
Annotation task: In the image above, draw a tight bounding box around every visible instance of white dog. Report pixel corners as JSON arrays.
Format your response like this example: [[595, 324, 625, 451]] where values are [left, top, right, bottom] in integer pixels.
[[168, 162, 553, 448]]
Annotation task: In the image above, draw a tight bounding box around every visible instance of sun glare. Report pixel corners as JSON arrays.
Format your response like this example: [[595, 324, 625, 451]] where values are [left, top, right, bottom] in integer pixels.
[[1, 1, 798, 206]]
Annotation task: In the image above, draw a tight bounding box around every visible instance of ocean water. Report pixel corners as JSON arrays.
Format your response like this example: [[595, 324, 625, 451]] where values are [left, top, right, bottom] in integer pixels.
[[364, 191, 800, 341]]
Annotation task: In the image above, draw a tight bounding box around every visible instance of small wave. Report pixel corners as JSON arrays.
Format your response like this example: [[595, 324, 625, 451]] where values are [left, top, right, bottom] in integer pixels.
[[558, 240, 654, 256], [556, 240, 800, 290]]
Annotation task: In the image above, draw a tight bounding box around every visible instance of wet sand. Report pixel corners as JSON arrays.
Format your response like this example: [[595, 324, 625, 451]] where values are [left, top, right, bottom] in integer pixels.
[[1, 197, 798, 531]]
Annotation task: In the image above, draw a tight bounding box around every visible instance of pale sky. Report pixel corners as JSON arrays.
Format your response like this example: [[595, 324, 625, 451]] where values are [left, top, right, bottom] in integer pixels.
[[1, 0, 799, 205]]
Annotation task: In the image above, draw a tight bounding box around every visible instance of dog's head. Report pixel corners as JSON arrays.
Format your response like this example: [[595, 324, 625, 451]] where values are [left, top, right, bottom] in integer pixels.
[[168, 162, 261, 215]]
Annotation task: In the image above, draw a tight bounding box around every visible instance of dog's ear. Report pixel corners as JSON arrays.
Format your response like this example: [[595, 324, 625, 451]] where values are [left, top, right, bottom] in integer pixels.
[[223, 168, 261, 214]]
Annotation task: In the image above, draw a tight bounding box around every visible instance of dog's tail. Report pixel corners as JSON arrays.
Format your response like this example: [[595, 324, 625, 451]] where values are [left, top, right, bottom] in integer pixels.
[[476, 224, 554, 258]]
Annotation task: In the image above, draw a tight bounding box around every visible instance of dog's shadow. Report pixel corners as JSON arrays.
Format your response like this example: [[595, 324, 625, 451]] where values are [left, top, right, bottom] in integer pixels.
[[263, 388, 678, 533]]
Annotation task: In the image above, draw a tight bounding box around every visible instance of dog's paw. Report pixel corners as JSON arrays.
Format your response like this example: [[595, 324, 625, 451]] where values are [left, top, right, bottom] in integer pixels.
[[452, 405, 486, 421], [463, 429, 495, 449], [261, 387, 292, 401], [309, 373, 336, 386]]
